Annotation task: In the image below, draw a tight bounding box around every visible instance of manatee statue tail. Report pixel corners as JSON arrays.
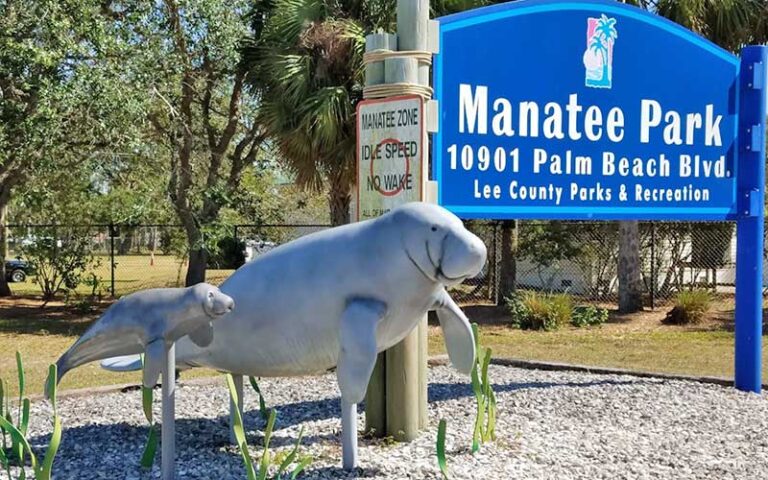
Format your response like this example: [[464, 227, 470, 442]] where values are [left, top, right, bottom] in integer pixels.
[[44, 351, 74, 399]]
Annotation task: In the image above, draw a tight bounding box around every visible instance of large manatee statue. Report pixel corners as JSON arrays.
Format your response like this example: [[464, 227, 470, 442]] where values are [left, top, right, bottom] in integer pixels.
[[105, 202, 487, 469]]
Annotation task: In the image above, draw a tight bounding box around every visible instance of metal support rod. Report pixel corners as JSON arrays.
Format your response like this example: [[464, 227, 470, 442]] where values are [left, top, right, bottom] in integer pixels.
[[161, 342, 176, 480], [229, 374, 244, 444], [341, 400, 358, 470]]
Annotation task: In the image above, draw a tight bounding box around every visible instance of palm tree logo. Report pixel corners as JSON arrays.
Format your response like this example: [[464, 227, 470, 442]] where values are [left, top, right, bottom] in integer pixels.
[[583, 14, 618, 88]]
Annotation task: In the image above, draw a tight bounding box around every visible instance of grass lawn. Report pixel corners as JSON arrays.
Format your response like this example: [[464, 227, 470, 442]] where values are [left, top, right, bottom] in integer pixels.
[[429, 305, 768, 381], [9, 254, 235, 297], [1, 295, 766, 397]]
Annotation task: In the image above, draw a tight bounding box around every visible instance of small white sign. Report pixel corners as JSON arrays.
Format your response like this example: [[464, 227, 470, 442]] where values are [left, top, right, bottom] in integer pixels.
[[356, 95, 424, 221]]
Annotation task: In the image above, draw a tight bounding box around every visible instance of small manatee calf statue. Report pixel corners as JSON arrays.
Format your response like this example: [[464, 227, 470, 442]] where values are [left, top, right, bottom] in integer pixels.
[[103, 202, 487, 469], [52, 283, 234, 394]]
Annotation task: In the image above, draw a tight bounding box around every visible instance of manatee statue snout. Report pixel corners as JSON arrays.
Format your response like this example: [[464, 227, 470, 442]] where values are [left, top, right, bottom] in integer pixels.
[[201, 284, 235, 317], [438, 226, 487, 284], [394, 202, 487, 286]]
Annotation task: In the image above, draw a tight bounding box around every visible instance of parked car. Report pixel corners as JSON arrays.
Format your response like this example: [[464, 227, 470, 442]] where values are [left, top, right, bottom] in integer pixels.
[[5, 259, 33, 283]]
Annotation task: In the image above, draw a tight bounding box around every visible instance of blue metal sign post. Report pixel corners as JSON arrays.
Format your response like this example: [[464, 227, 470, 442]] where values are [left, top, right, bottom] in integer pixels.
[[433, 0, 767, 392], [735, 47, 767, 392]]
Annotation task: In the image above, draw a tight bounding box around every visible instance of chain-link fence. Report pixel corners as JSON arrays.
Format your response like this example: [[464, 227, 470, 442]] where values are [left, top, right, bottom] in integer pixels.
[[508, 220, 740, 308], [0, 220, 751, 307], [2, 223, 334, 298]]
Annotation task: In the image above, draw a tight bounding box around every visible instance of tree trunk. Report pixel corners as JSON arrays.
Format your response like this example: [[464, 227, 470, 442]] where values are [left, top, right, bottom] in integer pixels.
[[0, 203, 11, 297], [186, 247, 207, 286], [118, 228, 134, 255], [497, 220, 517, 304], [329, 181, 351, 226], [181, 219, 207, 286], [618, 220, 644, 312]]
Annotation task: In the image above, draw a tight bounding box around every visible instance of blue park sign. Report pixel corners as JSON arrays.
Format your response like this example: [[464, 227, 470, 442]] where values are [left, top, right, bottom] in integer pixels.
[[433, 0, 767, 392], [434, 0, 764, 221]]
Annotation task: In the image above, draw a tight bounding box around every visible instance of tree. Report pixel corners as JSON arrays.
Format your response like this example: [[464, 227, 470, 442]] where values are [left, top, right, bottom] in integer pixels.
[[135, 0, 267, 285], [0, 0, 144, 296], [244, 0, 369, 225]]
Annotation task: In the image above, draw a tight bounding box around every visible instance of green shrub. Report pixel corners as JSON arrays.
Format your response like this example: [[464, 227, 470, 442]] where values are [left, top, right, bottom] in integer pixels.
[[664, 290, 713, 325], [20, 233, 101, 300], [571, 305, 609, 327], [504, 293, 529, 328], [505, 292, 573, 331]]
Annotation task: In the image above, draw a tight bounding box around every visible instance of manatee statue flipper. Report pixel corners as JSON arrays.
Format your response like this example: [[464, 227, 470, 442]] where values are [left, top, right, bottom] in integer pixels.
[[433, 289, 476, 375], [101, 354, 143, 372], [337, 298, 386, 402], [337, 298, 386, 470], [143, 339, 166, 388], [187, 322, 214, 347]]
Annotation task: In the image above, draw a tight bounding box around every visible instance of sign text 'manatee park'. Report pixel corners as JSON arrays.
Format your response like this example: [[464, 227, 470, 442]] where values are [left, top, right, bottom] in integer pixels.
[[454, 86, 728, 205], [433, 0, 742, 220]]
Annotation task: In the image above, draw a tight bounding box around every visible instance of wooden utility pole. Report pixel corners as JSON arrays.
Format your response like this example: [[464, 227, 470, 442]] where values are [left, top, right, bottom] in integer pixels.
[[362, 0, 434, 441]]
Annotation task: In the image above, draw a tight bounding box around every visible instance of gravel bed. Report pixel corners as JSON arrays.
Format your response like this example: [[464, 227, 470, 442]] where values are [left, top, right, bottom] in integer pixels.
[[10, 365, 768, 479]]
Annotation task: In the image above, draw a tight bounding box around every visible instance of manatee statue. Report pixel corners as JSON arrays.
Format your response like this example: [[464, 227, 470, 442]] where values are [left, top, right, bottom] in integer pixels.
[[53, 283, 234, 393], [104, 202, 486, 469]]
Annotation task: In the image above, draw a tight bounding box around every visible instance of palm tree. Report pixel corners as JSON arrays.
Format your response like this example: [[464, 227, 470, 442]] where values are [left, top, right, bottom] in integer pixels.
[[596, 14, 618, 41], [594, 14, 618, 84], [244, 0, 502, 225], [243, 0, 385, 225]]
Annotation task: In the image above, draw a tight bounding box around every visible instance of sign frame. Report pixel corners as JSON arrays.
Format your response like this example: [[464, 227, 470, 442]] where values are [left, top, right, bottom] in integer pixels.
[[356, 94, 425, 221], [431, 0, 767, 393]]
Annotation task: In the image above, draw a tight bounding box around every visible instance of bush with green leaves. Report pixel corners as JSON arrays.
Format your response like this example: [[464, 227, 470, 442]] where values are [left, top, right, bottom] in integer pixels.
[[505, 291, 573, 331], [571, 305, 609, 327], [664, 290, 713, 325], [0, 353, 62, 480], [227, 375, 311, 480], [19, 232, 101, 300]]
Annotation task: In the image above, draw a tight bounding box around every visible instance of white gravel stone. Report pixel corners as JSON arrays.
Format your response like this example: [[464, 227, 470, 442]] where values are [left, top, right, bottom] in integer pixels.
[[10, 365, 768, 479]]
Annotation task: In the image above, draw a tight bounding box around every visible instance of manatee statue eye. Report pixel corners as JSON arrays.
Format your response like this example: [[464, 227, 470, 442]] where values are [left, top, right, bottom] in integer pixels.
[[207, 291, 215, 299], [431, 226, 438, 232]]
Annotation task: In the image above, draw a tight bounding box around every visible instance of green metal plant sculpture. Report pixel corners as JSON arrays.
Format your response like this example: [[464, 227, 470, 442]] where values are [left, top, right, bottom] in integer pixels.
[[0, 354, 62, 480], [227, 374, 311, 480], [248, 377, 270, 422], [470, 323, 497, 453], [436, 419, 449, 479]]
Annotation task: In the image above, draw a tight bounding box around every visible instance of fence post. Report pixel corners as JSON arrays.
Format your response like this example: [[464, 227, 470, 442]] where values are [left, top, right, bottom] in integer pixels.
[[109, 223, 116, 298]]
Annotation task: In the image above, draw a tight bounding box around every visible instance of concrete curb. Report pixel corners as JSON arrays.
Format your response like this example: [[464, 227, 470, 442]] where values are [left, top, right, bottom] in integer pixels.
[[428, 354, 768, 390], [45, 356, 765, 401]]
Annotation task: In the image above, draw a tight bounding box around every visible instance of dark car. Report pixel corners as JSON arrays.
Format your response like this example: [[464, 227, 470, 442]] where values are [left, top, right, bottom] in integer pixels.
[[5, 259, 33, 283]]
